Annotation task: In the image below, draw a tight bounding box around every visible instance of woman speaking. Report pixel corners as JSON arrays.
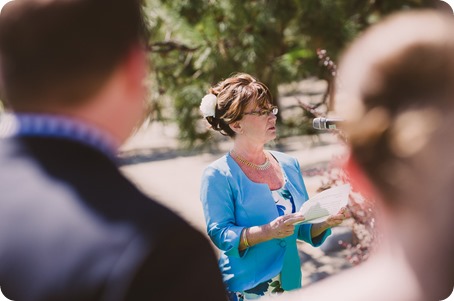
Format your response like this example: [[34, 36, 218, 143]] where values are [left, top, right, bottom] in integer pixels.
[[199, 73, 348, 300]]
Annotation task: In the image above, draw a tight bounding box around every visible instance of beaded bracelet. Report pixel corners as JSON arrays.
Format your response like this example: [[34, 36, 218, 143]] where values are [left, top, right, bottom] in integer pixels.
[[242, 228, 250, 248]]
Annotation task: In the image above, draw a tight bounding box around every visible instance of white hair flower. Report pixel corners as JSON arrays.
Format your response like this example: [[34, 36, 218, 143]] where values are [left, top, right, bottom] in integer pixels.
[[200, 93, 217, 118]]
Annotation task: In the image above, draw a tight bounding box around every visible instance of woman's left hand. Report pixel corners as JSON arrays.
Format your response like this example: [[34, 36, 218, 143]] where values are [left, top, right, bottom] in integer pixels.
[[324, 207, 351, 227], [310, 207, 351, 238]]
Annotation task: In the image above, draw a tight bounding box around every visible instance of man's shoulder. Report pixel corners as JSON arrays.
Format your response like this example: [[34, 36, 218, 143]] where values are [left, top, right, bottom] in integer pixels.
[[0, 136, 190, 232]]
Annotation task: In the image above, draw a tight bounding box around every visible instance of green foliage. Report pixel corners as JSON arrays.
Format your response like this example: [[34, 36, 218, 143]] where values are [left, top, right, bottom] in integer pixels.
[[0, 0, 434, 142], [143, 0, 433, 147]]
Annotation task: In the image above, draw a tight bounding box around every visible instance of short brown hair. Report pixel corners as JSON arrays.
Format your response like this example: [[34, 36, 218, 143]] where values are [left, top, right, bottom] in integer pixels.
[[205, 73, 273, 137], [0, 0, 147, 110]]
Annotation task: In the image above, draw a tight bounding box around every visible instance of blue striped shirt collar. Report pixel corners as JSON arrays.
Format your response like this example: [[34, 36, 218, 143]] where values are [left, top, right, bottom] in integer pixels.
[[0, 113, 119, 160]]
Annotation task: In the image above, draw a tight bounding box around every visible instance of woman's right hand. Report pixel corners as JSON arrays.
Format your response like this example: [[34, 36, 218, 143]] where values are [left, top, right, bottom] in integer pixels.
[[267, 213, 305, 239], [240, 213, 305, 249]]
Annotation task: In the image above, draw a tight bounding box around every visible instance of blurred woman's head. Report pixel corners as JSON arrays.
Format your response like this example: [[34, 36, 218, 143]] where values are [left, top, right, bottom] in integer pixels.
[[336, 10, 454, 210]]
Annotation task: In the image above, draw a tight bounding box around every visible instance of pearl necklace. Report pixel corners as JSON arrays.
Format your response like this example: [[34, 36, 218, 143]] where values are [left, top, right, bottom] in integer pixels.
[[230, 150, 271, 171]]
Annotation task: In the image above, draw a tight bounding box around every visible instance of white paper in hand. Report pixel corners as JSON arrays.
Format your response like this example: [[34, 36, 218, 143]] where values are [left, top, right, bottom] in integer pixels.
[[297, 184, 351, 224]]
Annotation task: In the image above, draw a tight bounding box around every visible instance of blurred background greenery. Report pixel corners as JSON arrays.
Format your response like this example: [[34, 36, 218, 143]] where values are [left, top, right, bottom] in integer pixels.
[[143, 0, 434, 148], [0, 0, 436, 148]]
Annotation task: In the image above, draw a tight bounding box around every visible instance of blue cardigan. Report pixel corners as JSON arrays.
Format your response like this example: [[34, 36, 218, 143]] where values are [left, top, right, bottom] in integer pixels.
[[200, 150, 331, 292]]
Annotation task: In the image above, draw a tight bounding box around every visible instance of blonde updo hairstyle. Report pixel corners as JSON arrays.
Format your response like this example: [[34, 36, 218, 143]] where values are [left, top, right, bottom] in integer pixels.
[[205, 73, 273, 138], [336, 10, 454, 208]]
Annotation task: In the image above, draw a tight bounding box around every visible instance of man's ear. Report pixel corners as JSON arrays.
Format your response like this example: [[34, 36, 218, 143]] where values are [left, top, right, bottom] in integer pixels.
[[229, 121, 243, 134], [122, 44, 148, 98]]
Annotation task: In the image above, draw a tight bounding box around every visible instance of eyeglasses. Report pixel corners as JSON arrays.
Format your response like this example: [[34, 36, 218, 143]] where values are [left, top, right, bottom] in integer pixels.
[[243, 107, 278, 117]]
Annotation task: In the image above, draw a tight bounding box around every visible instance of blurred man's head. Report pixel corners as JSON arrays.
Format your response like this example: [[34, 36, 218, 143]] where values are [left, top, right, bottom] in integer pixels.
[[0, 0, 147, 111]]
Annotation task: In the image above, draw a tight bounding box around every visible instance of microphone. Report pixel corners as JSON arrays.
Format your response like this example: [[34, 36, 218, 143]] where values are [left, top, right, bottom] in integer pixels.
[[312, 117, 344, 130]]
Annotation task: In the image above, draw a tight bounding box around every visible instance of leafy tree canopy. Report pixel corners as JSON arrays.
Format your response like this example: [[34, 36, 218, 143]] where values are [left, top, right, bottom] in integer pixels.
[[144, 0, 433, 148], [1, 0, 435, 147]]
